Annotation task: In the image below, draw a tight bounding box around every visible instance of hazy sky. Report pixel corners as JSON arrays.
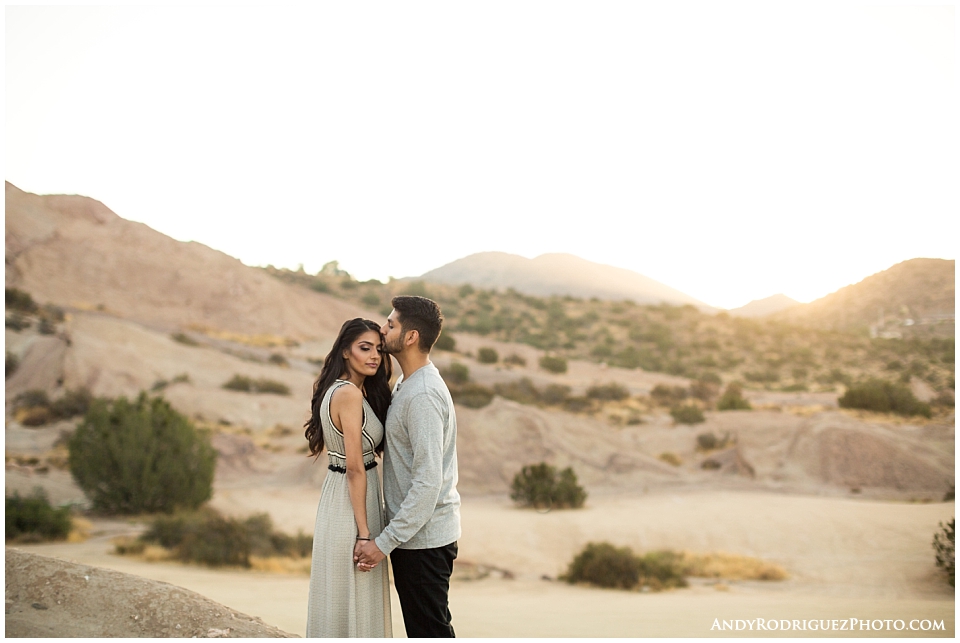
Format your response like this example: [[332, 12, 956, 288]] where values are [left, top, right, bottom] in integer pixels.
[[5, 2, 957, 309]]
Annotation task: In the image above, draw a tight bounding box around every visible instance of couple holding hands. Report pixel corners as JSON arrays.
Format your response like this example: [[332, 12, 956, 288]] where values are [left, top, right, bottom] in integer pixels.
[[304, 296, 460, 638]]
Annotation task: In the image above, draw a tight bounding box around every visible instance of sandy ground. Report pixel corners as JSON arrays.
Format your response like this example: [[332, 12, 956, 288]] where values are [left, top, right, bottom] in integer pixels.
[[8, 491, 954, 638]]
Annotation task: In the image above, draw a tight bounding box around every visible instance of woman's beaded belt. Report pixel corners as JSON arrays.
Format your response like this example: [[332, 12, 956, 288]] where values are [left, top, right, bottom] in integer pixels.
[[328, 460, 378, 474]]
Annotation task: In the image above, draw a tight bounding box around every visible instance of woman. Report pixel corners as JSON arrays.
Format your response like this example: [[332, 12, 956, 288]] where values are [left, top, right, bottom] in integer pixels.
[[304, 318, 393, 637]]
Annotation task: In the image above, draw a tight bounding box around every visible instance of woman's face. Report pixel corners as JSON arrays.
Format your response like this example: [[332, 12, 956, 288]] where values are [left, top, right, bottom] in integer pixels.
[[342, 329, 383, 379]]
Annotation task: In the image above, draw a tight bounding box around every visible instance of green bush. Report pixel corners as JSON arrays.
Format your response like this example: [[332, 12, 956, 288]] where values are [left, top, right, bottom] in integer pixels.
[[268, 353, 289, 367], [6, 351, 19, 378], [650, 384, 687, 406], [586, 382, 629, 401], [561, 543, 688, 591], [50, 387, 94, 419], [510, 462, 586, 509], [933, 518, 954, 587], [5, 287, 39, 313], [494, 378, 541, 405], [477, 347, 499, 364], [542, 384, 572, 406], [5, 313, 31, 331], [68, 393, 216, 514], [503, 353, 527, 367], [717, 383, 751, 411], [434, 333, 456, 352], [838, 379, 931, 417], [670, 404, 705, 424], [222, 375, 291, 396], [5, 487, 72, 542], [171, 332, 199, 346], [440, 362, 470, 386], [451, 382, 494, 409], [539, 355, 568, 374]]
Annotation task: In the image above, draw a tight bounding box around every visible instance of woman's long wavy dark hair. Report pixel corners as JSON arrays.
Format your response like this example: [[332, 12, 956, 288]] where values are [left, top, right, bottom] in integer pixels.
[[304, 318, 392, 458]]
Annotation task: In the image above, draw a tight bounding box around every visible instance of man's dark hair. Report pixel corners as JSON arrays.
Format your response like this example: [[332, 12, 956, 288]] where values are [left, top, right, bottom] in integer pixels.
[[392, 295, 443, 353]]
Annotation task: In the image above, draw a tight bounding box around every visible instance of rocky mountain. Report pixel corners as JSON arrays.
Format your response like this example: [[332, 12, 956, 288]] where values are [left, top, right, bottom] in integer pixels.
[[4, 182, 371, 342], [417, 252, 715, 311], [728, 294, 801, 318], [773, 258, 955, 335]]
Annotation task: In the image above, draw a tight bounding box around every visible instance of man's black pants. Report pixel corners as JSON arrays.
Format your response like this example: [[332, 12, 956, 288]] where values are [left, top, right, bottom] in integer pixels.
[[390, 542, 458, 638]]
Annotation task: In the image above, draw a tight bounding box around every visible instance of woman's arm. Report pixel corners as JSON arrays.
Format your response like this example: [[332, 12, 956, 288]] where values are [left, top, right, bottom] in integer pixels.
[[330, 384, 370, 540]]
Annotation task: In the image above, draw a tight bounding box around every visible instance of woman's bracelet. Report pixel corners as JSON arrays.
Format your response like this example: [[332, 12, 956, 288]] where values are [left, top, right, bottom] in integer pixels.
[[356, 536, 371, 541]]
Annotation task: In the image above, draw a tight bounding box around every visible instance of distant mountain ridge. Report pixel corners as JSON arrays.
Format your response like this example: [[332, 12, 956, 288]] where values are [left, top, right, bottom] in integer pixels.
[[773, 258, 954, 334], [728, 294, 801, 318], [417, 252, 716, 311]]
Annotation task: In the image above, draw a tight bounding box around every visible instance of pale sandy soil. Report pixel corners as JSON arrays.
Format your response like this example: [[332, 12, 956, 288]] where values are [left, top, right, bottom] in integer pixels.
[[9, 492, 955, 638]]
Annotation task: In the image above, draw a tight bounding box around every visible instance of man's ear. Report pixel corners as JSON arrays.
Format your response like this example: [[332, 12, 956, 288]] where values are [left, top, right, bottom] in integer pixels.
[[405, 329, 420, 348]]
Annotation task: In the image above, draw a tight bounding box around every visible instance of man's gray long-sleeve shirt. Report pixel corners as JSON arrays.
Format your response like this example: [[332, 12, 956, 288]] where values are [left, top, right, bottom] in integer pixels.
[[375, 362, 461, 555]]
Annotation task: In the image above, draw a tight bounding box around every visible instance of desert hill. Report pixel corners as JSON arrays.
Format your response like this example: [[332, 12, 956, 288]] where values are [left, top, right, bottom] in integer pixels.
[[4, 182, 372, 342], [417, 252, 715, 311], [774, 258, 955, 335], [728, 293, 800, 318], [5, 549, 295, 637]]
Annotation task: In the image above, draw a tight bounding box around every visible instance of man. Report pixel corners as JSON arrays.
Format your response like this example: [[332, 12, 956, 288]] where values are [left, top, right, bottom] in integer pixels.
[[355, 295, 461, 638]]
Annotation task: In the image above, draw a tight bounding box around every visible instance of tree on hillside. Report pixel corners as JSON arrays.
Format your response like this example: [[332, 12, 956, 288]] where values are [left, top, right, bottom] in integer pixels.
[[68, 393, 216, 514]]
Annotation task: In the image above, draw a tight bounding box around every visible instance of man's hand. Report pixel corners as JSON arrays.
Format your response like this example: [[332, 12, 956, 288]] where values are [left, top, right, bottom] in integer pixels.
[[354, 539, 386, 571]]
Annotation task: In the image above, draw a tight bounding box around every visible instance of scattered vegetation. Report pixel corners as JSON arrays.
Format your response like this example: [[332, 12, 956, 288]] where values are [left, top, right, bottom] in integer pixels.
[[119, 507, 313, 569], [5, 487, 72, 543], [510, 462, 587, 509], [539, 355, 568, 374], [12, 387, 94, 426], [268, 353, 289, 367], [933, 518, 955, 587], [171, 332, 200, 346], [503, 353, 527, 367], [586, 382, 630, 401], [151, 373, 191, 392], [6, 351, 19, 378], [838, 379, 932, 417], [561, 543, 686, 591], [260, 266, 955, 406], [670, 404, 705, 424], [68, 393, 216, 514], [477, 347, 499, 364], [6, 287, 39, 313], [716, 383, 751, 411], [222, 374, 291, 396]]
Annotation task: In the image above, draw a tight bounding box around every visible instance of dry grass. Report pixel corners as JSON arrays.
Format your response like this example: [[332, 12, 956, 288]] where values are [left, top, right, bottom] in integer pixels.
[[681, 551, 788, 581], [67, 517, 93, 543], [658, 452, 683, 467], [248, 556, 311, 575], [187, 324, 298, 348]]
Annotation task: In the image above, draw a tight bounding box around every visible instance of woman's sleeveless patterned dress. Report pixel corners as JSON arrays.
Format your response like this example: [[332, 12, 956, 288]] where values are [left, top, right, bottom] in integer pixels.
[[306, 380, 392, 637]]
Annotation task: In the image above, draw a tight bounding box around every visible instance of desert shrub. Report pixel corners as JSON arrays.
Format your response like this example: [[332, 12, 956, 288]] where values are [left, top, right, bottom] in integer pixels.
[[689, 379, 719, 402], [650, 384, 687, 406], [49, 387, 94, 419], [716, 383, 751, 411], [658, 452, 682, 467], [68, 393, 216, 514], [5, 287, 39, 313], [680, 551, 788, 581], [434, 333, 456, 352], [222, 375, 291, 395], [268, 353, 289, 367], [542, 384, 572, 406], [171, 332, 199, 347], [14, 389, 52, 410], [5, 313, 31, 331], [932, 391, 955, 410], [494, 378, 541, 405], [361, 291, 380, 307], [838, 379, 931, 417], [503, 353, 527, 367], [5, 487, 72, 542], [697, 432, 718, 450], [744, 369, 780, 383], [780, 383, 808, 392], [562, 543, 687, 591], [40, 303, 65, 323], [36, 318, 56, 334], [477, 347, 499, 364], [440, 362, 470, 386], [564, 396, 594, 413], [510, 462, 586, 509], [6, 351, 19, 378], [539, 355, 568, 374], [450, 383, 494, 409], [142, 508, 249, 567], [670, 404, 705, 424], [562, 542, 642, 589], [933, 518, 955, 587], [586, 382, 629, 401]]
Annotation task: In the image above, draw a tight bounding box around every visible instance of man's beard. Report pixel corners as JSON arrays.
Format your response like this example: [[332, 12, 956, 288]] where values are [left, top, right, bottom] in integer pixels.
[[382, 333, 404, 355]]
